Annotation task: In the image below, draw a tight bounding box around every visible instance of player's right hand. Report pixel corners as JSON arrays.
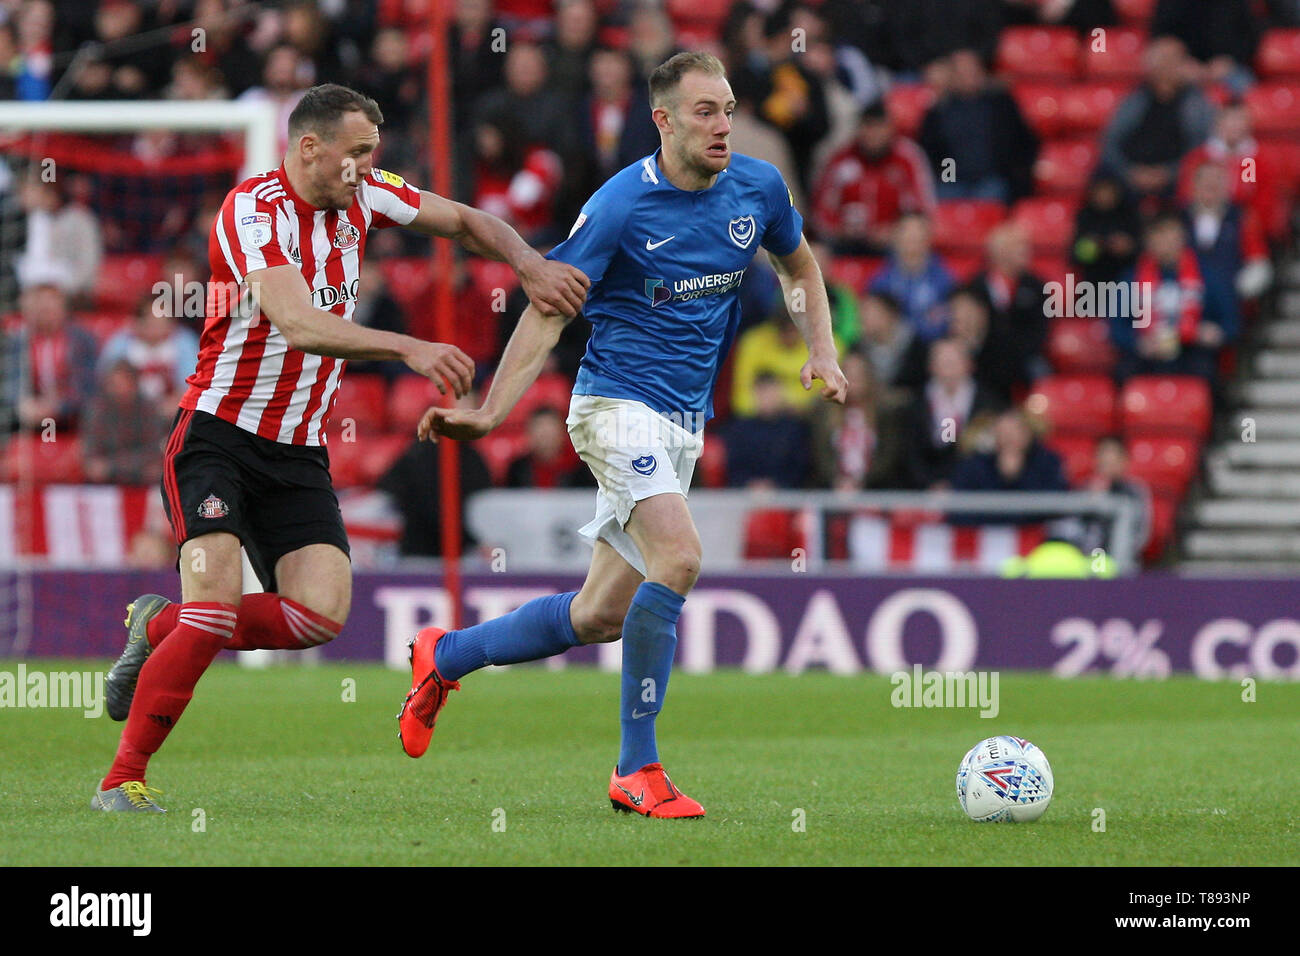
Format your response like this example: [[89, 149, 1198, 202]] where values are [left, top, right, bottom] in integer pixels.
[[403, 341, 475, 398], [418, 405, 495, 442]]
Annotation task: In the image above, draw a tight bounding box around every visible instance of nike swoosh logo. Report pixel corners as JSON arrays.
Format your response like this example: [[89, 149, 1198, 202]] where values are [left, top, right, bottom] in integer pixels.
[[631, 709, 659, 719], [615, 783, 645, 807], [645, 236, 675, 250]]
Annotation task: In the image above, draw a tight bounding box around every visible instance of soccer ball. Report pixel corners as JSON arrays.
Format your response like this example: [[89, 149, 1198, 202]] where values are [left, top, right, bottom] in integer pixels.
[[955, 736, 1054, 822]]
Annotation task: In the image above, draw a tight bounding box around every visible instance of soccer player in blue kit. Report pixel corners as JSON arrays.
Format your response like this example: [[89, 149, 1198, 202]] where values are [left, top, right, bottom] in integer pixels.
[[397, 52, 847, 818]]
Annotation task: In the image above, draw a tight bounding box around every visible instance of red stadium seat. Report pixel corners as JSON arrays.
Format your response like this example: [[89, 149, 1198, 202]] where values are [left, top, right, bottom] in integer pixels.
[[742, 509, 806, 560], [666, 0, 732, 28], [1013, 84, 1066, 139], [1245, 83, 1300, 137], [828, 256, 884, 292], [329, 374, 388, 435], [1042, 433, 1097, 487], [945, 251, 984, 282], [94, 254, 163, 312], [1024, 374, 1117, 436], [1258, 30, 1300, 80], [885, 84, 935, 139], [931, 200, 1007, 255], [475, 429, 529, 486], [1142, 490, 1178, 564], [388, 375, 441, 433], [1113, 0, 1157, 25], [1034, 138, 1099, 195], [1120, 375, 1212, 438], [1260, 135, 1300, 188], [1058, 82, 1129, 136], [1125, 436, 1201, 497], [597, 25, 630, 49], [1082, 26, 1146, 81], [996, 27, 1082, 80], [1032, 253, 1070, 285], [80, 313, 132, 344], [466, 258, 521, 299], [328, 433, 408, 488], [697, 431, 728, 488], [1011, 197, 1078, 253], [1046, 317, 1117, 375], [500, 372, 573, 431], [380, 258, 432, 311], [1, 434, 85, 483]]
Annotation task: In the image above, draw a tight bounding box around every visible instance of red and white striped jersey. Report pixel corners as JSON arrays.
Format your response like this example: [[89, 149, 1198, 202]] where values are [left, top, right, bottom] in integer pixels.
[[182, 164, 421, 445]]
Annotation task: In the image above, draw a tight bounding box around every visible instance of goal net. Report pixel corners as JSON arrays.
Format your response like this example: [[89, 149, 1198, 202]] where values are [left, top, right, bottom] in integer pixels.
[[0, 99, 275, 656]]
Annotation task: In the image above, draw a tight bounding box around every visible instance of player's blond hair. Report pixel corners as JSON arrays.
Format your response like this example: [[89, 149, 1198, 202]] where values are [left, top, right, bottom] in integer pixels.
[[648, 51, 728, 109]]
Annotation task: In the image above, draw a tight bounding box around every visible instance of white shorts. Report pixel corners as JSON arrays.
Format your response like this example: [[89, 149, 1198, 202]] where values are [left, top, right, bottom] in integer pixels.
[[566, 395, 704, 575]]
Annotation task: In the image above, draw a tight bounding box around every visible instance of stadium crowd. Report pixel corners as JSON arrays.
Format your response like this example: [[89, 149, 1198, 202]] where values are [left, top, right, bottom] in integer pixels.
[[1, 0, 1299, 564]]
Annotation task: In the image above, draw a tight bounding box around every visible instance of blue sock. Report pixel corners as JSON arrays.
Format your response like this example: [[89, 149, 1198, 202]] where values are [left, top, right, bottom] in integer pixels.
[[617, 581, 685, 776], [434, 592, 581, 682]]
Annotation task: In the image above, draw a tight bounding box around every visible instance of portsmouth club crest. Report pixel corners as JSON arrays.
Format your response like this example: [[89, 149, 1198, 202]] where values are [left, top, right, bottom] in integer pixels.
[[728, 215, 756, 249], [332, 220, 361, 250], [197, 494, 229, 519]]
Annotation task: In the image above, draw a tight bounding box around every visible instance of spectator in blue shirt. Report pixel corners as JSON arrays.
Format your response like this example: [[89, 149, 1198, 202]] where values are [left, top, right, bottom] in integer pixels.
[[867, 213, 954, 343]]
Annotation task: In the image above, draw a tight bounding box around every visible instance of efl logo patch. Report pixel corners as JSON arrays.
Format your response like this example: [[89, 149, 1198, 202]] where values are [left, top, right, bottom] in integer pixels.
[[568, 212, 587, 237], [333, 221, 361, 250], [376, 168, 405, 188], [728, 215, 755, 249], [197, 494, 229, 519], [239, 212, 273, 249], [631, 455, 658, 477]]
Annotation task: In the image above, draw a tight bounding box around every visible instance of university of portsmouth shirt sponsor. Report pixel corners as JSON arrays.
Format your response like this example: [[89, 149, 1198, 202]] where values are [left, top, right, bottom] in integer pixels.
[[648, 269, 746, 307]]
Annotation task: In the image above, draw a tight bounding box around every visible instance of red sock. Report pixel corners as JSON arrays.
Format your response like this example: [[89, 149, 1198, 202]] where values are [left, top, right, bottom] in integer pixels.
[[226, 594, 342, 650], [102, 602, 237, 790], [146, 604, 180, 647], [147, 595, 340, 651]]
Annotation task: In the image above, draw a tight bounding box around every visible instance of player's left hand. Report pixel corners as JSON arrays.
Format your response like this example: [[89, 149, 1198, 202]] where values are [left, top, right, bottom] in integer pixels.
[[802, 352, 848, 404], [518, 256, 589, 318]]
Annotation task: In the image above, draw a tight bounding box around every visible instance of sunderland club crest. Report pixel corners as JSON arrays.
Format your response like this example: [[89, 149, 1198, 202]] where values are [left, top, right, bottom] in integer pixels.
[[333, 221, 361, 250], [197, 494, 229, 519]]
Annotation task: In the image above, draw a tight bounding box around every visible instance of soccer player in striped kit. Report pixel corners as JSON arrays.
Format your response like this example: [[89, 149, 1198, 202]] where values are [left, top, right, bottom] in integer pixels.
[[93, 85, 589, 812]]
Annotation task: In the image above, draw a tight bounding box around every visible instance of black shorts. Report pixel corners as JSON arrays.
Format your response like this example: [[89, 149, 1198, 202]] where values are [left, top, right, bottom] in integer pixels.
[[161, 408, 350, 592]]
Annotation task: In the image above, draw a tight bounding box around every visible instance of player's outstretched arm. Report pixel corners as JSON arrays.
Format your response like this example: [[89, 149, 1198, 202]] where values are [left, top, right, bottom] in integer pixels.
[[418, 303, 569, 442], [770, 237, 848, 404], [248, 264, 474, 397], [408, 191, 590, 318]]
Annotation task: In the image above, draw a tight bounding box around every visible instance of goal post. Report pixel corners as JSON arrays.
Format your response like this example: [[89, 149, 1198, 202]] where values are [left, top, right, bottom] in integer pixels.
[[0, 99, 277, 658], [0, 100, 279, 180]]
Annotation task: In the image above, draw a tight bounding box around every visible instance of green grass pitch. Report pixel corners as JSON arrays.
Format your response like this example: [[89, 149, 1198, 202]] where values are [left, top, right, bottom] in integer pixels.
[[2, 661, 1296, 866]]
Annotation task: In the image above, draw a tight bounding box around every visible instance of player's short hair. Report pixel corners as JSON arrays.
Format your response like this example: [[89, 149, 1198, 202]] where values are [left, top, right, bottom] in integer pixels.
[[288, 84, 384, 141], [648, 51, 728, 109]]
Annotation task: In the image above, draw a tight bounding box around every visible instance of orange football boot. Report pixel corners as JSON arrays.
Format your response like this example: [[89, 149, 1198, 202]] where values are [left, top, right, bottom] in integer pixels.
[[397, 627, 460, 758], [609, 762, 706, 818]]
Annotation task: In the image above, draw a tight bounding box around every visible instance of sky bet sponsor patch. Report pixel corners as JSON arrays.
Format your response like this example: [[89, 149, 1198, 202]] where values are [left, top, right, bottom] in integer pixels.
[[238, 212, 272, 248]]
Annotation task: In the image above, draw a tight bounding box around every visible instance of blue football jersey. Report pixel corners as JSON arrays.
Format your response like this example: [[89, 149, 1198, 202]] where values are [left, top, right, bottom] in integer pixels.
[[547, 150, 804, 425]]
